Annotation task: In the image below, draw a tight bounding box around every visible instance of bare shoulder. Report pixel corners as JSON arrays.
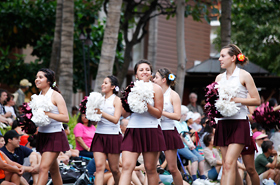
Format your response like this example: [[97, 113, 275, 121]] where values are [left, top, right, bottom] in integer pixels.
[[170, 89, 180, 99], [215, 73, 223, 82], [153, 83, 163, 93], [52, 90, 63, 99], [240, 69, 251, 78], [114, 95, 121, 103]]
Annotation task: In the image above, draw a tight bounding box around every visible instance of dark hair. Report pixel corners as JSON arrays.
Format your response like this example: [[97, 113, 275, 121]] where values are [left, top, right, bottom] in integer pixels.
[[3, 93, 14, 106], [107, 75, 119, 95], [268, 98, 278, 108], [261, 140, 273, 153], [203, 133, 213, 147], [203, 124, 214, 134], [134, 59, 153, 75], [63, 123, 69, 130], [0, 89, 7, 99], [251, 122, 262, 131], [77, 113, 93, 127], [28, 135, 37, 148], [222, 44, 249, 66], [157, 68, 176, 87], [38, 68, 60, 93]]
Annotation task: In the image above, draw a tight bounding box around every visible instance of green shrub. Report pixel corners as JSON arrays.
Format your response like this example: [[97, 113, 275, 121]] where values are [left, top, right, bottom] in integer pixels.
[[67, 113, 79, 149]]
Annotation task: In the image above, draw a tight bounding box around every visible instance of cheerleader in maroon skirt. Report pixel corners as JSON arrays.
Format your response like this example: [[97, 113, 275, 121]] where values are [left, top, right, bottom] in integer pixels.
[[35, 68, 70, 185], [90, 76, 122, 185], [153, 68, 184, 185], [119, 60, 166, 185], [214, 44, 260, 185]]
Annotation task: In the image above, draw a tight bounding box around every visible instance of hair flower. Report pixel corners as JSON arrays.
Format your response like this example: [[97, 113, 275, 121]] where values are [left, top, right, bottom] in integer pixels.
[[168, 74, 175, 81], [52, 81, 56, 87], [115, 86, 119, 92], [237, 53, 245, 62]]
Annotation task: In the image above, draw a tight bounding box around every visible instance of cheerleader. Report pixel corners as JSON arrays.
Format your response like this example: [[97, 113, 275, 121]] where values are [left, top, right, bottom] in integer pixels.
[[90, 76, 122, 185], [214, 44, 260, 185], [119, 60, 166, 185], [153, 68, 184, 185], [35, 68, 70, 185]]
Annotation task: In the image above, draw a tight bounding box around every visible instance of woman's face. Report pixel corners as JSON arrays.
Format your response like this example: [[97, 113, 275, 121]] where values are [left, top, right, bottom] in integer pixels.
[[0, 137, 5, 148], [35, 71, 49, 89], [136, 63, 152, 82], [153, 72, 164, 86], [101, 78, 114, 94], [219, 48, 235, 69], [81, 114, 88, 125]]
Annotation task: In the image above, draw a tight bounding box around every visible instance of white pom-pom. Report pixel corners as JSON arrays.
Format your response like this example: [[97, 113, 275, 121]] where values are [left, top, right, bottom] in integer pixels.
[[128, 80, 154, 113], [29, 94, 54, 126], [86, 92, 105, 122], [214, 79, 240, 117]]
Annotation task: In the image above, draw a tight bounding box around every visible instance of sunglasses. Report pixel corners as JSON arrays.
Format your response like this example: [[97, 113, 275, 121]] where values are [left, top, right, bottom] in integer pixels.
[[12, 153, 19, 162]]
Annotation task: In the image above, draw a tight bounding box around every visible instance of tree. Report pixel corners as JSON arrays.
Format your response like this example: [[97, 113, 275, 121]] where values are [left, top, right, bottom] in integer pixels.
[[220, 0, 232, 48], [94, 0, 123, 93], [231, 0, 280, 75], [49, 0, 63, 81], [176, 0, 187, 99], [103, 0, 214, 88], [59, 0, 74, 112]]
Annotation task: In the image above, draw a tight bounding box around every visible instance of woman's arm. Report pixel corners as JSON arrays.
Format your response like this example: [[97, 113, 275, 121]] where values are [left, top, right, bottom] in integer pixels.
[[0, 152, 23, 174], [96, 97, 122, 124], [161, 90, 181, 121], [233, 70, 260, 106], [147, 84, 163, 119], [75, 137, 90, 151], [45, 91, 69, 123]]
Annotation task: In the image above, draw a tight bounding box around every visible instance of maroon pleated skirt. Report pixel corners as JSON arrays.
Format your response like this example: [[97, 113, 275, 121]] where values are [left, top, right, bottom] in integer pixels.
[[241, 136, 257, 155], [90, 133, 122, 154], [162, 128, 184, 150], [214, 119, 251, 147], [36, 131, 70, 153], [121, 125, 166, 153]]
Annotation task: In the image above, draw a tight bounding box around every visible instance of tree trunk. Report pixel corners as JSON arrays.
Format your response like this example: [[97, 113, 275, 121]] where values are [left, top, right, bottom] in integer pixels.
[[49, 0, 63, 82], [58, 0, 74, 112], [94, 0, 123, 93], [148, 11, 158, 70], [175, 0, 187, 101], [220, 0, 232, 48]]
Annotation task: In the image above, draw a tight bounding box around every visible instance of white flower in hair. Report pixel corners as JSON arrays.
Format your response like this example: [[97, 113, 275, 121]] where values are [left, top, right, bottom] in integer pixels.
[[127, 80, 154, 113], [86, 92, 105, 122], [214, 79, 240, 117], [29, 94, 54, 126]]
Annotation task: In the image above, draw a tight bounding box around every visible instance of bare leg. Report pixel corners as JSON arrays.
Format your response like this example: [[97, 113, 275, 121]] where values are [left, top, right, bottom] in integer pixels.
[[107, 153, 121, 185], [220, 144, 244, 185], [143, 152, 160, 185], [119, 151, 139, 185], [242, 154, 259, 185], [93, 152, 107, 185], [165, 149, 183, 185], [37, 152, 60, 185]]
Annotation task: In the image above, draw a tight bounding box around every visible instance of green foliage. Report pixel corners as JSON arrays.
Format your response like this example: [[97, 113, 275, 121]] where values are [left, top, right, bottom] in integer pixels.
[[0, 0, 124, 92], [214, 0, 280, 75], [0, 125, 11, 136], [67, 113, 79, 148]]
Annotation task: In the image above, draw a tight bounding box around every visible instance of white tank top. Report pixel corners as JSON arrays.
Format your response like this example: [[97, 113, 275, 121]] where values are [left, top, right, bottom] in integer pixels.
[[217, 67, 249, 120], [127, 85, 160, 128], [95, 94, 121, 135], [161, 87, 175, 130], [38, 88, 63, 133]]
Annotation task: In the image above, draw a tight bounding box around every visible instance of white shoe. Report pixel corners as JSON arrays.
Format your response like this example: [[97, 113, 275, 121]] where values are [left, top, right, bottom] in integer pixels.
[[201, 179, 216, 185], [192, 179, 204, 185]]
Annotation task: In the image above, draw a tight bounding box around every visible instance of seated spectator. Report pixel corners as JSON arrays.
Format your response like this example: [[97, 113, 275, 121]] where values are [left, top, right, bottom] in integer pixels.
[[253, 131, 268, 159], [251, 122, 262, 134], [187, 92, 204, 116], [200, 124, 214, 149], [0, 150, 24, 185], [12, 120, 29, 146], [203, 134, 222, 181], [190, 113, 202, 132], [0, 89, 13, 125], [120, 118, 129, 136], [73, 114, 96, 158], [3, 93, 16, 120], [0, 136, 5, 148], [0, 130, 40, 184], [255, 140, 280, 184], [71, 106, 79, 117], [175, 105, 213, 184]]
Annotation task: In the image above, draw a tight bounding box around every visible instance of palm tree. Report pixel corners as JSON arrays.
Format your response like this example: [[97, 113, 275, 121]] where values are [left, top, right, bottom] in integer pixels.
[[59, 0, 74, 112], [94, 0, 123, 93]]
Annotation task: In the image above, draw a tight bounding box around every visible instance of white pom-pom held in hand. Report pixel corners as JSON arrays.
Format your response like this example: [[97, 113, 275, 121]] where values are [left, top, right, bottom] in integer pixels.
[[86, 92, 105, 121]]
